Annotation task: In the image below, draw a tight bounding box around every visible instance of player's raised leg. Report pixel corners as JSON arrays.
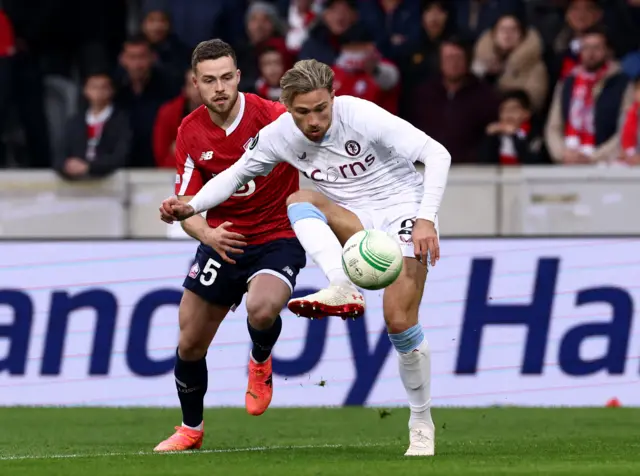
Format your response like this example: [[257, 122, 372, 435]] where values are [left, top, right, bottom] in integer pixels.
[[286, 190, 365, 319], [244, 274, 288, 415], [154, 288, 229, 452], [383, 257, 434, 456]]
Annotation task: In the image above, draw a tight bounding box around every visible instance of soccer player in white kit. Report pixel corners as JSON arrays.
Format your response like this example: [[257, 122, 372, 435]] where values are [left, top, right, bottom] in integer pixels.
[[160, 59, 451, 456]]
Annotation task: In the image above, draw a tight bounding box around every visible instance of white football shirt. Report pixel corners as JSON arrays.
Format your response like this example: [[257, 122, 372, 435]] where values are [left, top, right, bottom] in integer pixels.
[[189, 95, 451, 222]]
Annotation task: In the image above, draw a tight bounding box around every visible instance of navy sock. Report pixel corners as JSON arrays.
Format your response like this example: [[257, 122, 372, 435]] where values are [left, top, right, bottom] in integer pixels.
[[174, 349, 208, 427], [248, 315, 282, 363]]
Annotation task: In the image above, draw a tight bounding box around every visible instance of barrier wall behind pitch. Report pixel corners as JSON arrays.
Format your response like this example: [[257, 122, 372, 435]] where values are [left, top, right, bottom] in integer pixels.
[[0, 238, 638, 407]]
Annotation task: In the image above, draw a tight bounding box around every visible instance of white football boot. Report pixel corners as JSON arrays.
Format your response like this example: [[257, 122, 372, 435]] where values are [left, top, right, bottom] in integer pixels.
[[404, 422, 435, 456], [287, 283, 365, 320]]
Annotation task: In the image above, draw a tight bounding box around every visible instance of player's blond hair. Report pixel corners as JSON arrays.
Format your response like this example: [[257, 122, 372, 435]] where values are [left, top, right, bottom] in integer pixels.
[[280, 59, 334, 106]]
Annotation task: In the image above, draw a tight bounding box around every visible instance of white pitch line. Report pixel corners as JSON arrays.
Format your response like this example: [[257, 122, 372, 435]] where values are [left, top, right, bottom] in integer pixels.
[[0, 442, 396, 462]]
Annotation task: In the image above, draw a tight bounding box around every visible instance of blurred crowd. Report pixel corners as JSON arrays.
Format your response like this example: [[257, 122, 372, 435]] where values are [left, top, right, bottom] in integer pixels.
[[2, 0, 640, 180]]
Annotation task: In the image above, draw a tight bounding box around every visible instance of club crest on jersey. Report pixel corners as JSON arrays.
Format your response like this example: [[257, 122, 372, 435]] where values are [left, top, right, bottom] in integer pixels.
[[248, 133, 259, 150], [200, 151, 213, 161], [188, 262, 200, 279], [345, 140, 361, 156]]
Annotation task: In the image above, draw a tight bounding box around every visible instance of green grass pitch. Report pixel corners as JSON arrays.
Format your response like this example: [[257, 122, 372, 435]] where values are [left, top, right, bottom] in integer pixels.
[[1, 407, 639, 475]]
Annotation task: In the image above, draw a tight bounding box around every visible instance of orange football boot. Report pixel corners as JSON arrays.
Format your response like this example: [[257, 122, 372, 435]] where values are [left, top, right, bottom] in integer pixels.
[[245, 355, 273, 416], [153, 424, 204, 452]]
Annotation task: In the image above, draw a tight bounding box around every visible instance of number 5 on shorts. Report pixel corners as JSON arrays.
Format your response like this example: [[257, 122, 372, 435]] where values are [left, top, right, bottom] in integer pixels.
[[200, 258, 221, 286]]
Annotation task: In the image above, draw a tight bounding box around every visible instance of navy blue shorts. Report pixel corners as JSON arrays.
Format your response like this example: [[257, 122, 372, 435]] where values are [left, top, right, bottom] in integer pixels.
[[183, 238, 306, 309]]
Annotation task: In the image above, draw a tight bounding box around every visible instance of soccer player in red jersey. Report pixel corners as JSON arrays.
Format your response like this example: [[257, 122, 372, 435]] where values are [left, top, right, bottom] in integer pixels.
[[154, 40, 305, 452]]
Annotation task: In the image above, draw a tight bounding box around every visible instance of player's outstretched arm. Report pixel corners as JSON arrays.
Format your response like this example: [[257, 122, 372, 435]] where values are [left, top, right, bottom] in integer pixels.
[[160, 159, 256, 223], [174, 195, 208, 240]]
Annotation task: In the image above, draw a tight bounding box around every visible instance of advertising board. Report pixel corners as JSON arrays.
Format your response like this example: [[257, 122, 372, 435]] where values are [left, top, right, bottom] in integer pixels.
[[0, 239, 638, 407]]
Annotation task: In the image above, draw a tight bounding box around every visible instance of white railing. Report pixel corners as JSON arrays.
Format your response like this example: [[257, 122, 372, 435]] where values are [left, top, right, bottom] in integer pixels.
[[1, 166, 639, 238]]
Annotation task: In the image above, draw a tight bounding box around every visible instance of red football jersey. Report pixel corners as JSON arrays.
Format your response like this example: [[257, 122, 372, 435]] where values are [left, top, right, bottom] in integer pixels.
[[175, 93, 299, 245]]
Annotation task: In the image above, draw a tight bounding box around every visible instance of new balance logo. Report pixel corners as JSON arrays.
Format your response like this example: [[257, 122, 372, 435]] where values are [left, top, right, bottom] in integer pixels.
[[283, 266, 294, 276], [200, 151, 213, 161]]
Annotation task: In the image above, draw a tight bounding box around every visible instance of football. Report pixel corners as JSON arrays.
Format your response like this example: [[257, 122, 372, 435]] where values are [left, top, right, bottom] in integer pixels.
[[341, 229, 403, 290]]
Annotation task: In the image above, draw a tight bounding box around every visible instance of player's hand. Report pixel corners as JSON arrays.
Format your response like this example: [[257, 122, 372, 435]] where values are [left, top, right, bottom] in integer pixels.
[[159, 197, 196, 223], [203, 222, 247, 264], [412, 219, 439, 267]]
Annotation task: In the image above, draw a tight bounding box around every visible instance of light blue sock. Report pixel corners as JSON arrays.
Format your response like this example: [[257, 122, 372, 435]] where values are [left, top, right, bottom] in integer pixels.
[[287, 202, 327, 225], [391, 324, 433, 427], [286, 202, 350, 284], [388, 324, 424, 353]]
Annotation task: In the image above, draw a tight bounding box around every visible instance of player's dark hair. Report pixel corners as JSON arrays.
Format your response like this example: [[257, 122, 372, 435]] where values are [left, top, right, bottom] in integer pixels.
[[500, 89, 532, 111], [191, 39, 237, 70]]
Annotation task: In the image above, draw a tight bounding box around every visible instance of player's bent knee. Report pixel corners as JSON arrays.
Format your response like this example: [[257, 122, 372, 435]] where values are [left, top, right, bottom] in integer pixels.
[[246, 298, 281, 330], [178, 334, 209, 361], [286, 190, 324, 207]]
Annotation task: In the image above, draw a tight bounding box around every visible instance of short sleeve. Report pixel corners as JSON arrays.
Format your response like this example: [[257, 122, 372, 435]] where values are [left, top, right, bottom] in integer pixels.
[[174, 126, 204, 196]]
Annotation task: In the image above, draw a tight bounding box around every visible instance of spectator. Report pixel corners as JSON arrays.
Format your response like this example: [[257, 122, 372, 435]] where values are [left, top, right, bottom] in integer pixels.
[[408, 36, 500, 164], [0, 8, 15, 167], [545, 0, 604, 83], [619, 76, 640, 166], [236, 1, 290, 93], [153, 69, 203, 168], [472, 13, 548, 112], [151, 0, 245, 49], [254, 47, 286, 101], [399, 0, 456, 96], [55, 72, 131, 180], [115, 34, 180, 168], [358, 0, 422, 65], [298, 0, 359, 65], [455, 0, 525, 41], [621, 47, 640, 81], [140, 0, 191, 91], [480, 89, 544, 165], [2, 0, 51, 168], [332, 26, 401, 113], [284, 0, 323, 54], [545, 26, 634, 164]]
